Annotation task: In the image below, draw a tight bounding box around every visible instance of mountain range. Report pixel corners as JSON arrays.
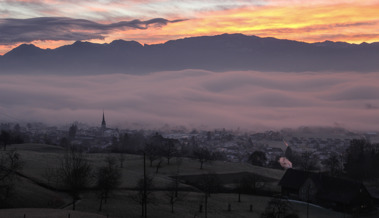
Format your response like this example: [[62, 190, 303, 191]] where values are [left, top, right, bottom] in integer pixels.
[[1, 33, 378, 74]]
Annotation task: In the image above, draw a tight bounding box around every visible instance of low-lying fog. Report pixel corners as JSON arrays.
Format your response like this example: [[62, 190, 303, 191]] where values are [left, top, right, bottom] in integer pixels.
[[1, 70, 378, 131]]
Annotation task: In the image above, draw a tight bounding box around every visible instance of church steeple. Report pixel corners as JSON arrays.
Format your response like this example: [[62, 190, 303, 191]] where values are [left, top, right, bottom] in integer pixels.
[[101, 110, 106, 130]]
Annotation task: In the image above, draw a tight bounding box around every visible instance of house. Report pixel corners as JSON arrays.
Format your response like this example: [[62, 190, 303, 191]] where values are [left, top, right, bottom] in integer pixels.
[[278, 169, 374, 213]]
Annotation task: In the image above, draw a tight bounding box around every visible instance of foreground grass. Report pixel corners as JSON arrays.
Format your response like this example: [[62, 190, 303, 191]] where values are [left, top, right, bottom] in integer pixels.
[[0, 208, 107, 218], [0, 143, 362, 217]]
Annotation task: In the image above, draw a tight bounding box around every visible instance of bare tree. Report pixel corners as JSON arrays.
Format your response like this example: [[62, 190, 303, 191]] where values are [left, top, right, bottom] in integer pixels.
[[162, 139, 178, 165], [96, 156, 122, 211], [248, 151, 267, 167], [261, 197, 297, 218], [299, 151, 319, 171], [322, 152, 343, 177], [118, 152, 126, 168], [132, 176, 155, 217], [0, 150, 23, 208], [0, 130, 11, 151], [197, 173, 221, 218], [193, 147, 212, 169], [144, 143, 160, 167], [235, 174, 265, 202], [56, 148, 92, 210], [165, 172, 186, 213], [68, 123, 78, 139]]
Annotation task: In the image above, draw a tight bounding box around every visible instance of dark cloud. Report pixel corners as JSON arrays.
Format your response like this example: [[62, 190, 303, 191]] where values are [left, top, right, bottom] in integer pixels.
[[366, 103, 378, 110], [0, 17, 185, 44], [0, 70, 378, 131]]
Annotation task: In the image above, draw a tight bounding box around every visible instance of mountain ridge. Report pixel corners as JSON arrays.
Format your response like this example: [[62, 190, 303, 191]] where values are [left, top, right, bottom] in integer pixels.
[[1, 34, 378, 74]]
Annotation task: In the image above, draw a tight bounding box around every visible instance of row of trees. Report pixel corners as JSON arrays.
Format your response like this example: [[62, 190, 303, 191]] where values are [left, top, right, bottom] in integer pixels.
[[344, 139, 379, 180], [0, 130, 24, 150], [283, 138, 379, 180], [45, 147, 122, 211]]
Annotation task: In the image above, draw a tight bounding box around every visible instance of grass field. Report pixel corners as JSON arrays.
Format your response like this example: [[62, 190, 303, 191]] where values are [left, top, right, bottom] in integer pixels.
[[0, 143, 362, 217]]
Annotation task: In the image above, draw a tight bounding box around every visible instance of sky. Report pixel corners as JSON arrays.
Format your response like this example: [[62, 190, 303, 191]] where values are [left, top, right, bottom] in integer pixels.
[[1, 0, 379, 55], [1, 0, 378, 131], [1, 70, 378, 131]]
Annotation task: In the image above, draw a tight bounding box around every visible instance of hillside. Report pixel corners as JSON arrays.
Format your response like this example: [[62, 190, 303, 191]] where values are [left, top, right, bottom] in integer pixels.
[[0, 143, 352, 217]]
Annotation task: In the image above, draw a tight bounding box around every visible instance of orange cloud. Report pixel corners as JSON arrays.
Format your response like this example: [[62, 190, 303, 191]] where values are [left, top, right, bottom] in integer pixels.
[[1, 1, 379, 55], [156, 3, 379, 44], [95, 2, 379, 46]]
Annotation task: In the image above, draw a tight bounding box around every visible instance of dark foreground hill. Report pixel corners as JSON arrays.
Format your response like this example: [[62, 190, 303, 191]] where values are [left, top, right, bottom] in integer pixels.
[[1, 34, 378, 74]]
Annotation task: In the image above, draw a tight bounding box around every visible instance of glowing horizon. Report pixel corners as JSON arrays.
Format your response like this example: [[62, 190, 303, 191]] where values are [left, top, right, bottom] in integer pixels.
[[1, 0, 378, 55]]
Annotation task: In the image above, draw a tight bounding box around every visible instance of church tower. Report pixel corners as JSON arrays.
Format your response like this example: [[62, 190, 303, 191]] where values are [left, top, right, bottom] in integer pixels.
[[101, 111, 106, 130]]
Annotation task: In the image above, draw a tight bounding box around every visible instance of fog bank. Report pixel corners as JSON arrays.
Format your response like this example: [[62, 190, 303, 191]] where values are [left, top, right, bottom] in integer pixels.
[[0, 70, 378, 131]]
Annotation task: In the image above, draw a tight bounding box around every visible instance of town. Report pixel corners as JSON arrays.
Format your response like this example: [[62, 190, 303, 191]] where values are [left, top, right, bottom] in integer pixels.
[[2, 112, 379, 218], [2, 112, 378, 172]]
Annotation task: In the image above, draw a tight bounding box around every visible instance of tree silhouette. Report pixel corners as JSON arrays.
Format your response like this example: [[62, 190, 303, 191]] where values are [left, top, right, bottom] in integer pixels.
[[132, 176, 155, 217], [261, 197, 297, 218], [56, 148, 92, 210], [299, 151, 319, 171], [0, 130, 11, 151], [248, 151, 267, 166], [344, 139, 379, 179], [68, 123, 78, 139], [165, 175, 186, 213], [162, 139, 178, 165], [193, 147, 212, 169], [0, 150, 23, 208], [322, 152, 342, 177], [96, 156, 121, 211]]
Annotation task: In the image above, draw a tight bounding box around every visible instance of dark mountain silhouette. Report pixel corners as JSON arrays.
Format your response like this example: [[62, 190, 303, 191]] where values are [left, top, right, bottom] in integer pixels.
[[1, 33, 378, 74]]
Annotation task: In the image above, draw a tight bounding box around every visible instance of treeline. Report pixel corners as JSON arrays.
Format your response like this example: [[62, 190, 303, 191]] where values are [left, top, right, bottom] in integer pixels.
[[282, 138, 379, 180], [108, 132, 227, 170], [0, 129, 24, 150]]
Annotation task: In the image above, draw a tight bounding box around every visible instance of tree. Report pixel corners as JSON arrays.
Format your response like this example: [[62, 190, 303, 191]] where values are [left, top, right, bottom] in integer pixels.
[[344, 139, 377, 179], [235, 174, 265, 202], [193, 147, 212, 169], [248, 151, 267, 166], [165, 175, 186, 213], [56, 148, 92, 210], [59, 137, 71, 148], [161, 139, 178, 165], [132, 176, 155, 217], [198, 173, 221, 218], [322, 152, 342, 177], [68, 123, 78, 139], [96, 156, 122, 211], [299, 151, 319, 171], [0, 150, 23, 208], [144, 143, 160, 167], [118, 152, 126, 168], [198, 173, 221, 198], [261, 197, 297, 218], [0, 130, 11, 151]]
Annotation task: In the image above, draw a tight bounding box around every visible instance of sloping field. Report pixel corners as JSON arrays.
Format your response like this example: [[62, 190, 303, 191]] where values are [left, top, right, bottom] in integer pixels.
[[1, 143, 356, 217], [0, 208, 106, 218]]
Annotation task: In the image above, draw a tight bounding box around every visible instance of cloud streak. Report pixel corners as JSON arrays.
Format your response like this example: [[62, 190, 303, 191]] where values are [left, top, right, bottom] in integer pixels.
[[0, 70, 378, 131], [0, 17, 184, 44], [1, 0, 379, 54]]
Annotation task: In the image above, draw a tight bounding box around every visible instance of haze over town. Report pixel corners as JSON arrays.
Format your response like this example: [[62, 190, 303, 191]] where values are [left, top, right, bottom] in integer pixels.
[[1, 69, 379, 131]]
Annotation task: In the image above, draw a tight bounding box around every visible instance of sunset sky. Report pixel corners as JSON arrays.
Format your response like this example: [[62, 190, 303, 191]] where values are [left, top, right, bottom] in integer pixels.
[[1, 0, 379, 55]]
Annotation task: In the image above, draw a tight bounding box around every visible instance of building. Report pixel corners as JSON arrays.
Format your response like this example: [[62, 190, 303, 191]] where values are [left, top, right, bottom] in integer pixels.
[[278, 169, 374, 213], [99, 111, 119, 139], [101, 111, 106, 131]]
